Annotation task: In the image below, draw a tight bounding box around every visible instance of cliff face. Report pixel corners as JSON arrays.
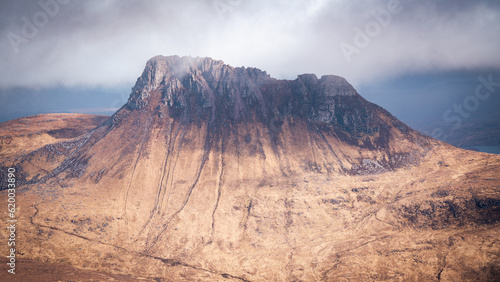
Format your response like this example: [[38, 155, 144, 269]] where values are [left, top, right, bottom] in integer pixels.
[[103, 55, 431, 176], [125, 56, 390, 138], [3, 56, 499, 281]]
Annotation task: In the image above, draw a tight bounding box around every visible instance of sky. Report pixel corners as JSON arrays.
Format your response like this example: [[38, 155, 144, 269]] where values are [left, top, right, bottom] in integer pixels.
[[1, 0, 500, 146], [1, 0, 500, 88]]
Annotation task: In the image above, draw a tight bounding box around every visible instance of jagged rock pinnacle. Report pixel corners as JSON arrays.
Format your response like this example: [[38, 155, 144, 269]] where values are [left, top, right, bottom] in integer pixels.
[[125, 55, 366, 132]]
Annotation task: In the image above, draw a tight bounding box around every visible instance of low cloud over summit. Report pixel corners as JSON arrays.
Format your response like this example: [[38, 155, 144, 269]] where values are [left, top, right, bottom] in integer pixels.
[[1, 0, 500, 88]]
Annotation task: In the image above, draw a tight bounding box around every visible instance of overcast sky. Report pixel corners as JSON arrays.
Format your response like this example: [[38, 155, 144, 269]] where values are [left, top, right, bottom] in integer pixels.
[[1, 0, 500, 89]]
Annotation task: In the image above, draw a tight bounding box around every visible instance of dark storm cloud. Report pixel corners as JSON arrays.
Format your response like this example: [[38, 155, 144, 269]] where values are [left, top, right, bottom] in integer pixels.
[[0, 0, 499, 88]]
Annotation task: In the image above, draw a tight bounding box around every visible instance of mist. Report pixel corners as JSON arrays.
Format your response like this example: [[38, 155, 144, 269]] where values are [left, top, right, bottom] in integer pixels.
[[1, 0, 499, 89]]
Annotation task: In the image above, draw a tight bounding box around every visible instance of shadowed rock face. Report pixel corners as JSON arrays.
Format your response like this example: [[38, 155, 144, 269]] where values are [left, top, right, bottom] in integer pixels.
[[102, 55, 431, 176], [126, 56, 382, 133]]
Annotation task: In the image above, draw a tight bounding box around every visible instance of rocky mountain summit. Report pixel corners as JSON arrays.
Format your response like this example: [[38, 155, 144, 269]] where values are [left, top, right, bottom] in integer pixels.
[[1, 56, 499, 281], [107, 55, 431, 176], [127, 55, 399, 136]]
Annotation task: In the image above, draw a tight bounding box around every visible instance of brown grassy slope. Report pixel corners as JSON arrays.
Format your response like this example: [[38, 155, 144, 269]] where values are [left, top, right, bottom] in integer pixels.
[[0, 111, 498, 281], [0, 113, 109, 160]]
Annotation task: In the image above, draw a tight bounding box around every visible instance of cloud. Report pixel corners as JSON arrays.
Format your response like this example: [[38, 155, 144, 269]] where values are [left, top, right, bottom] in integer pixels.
[[1, 0, 499, 89]]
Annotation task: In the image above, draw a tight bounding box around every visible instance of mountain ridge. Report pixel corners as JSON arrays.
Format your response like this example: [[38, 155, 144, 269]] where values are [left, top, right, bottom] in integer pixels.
[[101, 55, 433, 176]]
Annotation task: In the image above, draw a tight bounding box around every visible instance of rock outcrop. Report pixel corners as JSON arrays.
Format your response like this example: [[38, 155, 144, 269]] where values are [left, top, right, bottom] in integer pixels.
[[106, 55, 431, 176], [126, 56, 401, 139]]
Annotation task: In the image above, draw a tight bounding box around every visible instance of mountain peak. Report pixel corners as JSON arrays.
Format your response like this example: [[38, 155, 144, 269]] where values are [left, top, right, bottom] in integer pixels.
[[318, 75, 357, 96], [109, 55, 431, 175], [146, 55, 226, 71], [134, 55, 228, 93], [126, 56, 357, 117]]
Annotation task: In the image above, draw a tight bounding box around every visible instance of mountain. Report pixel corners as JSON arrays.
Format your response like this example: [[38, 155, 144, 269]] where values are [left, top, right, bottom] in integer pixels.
[[1, 56, 499, 281]]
